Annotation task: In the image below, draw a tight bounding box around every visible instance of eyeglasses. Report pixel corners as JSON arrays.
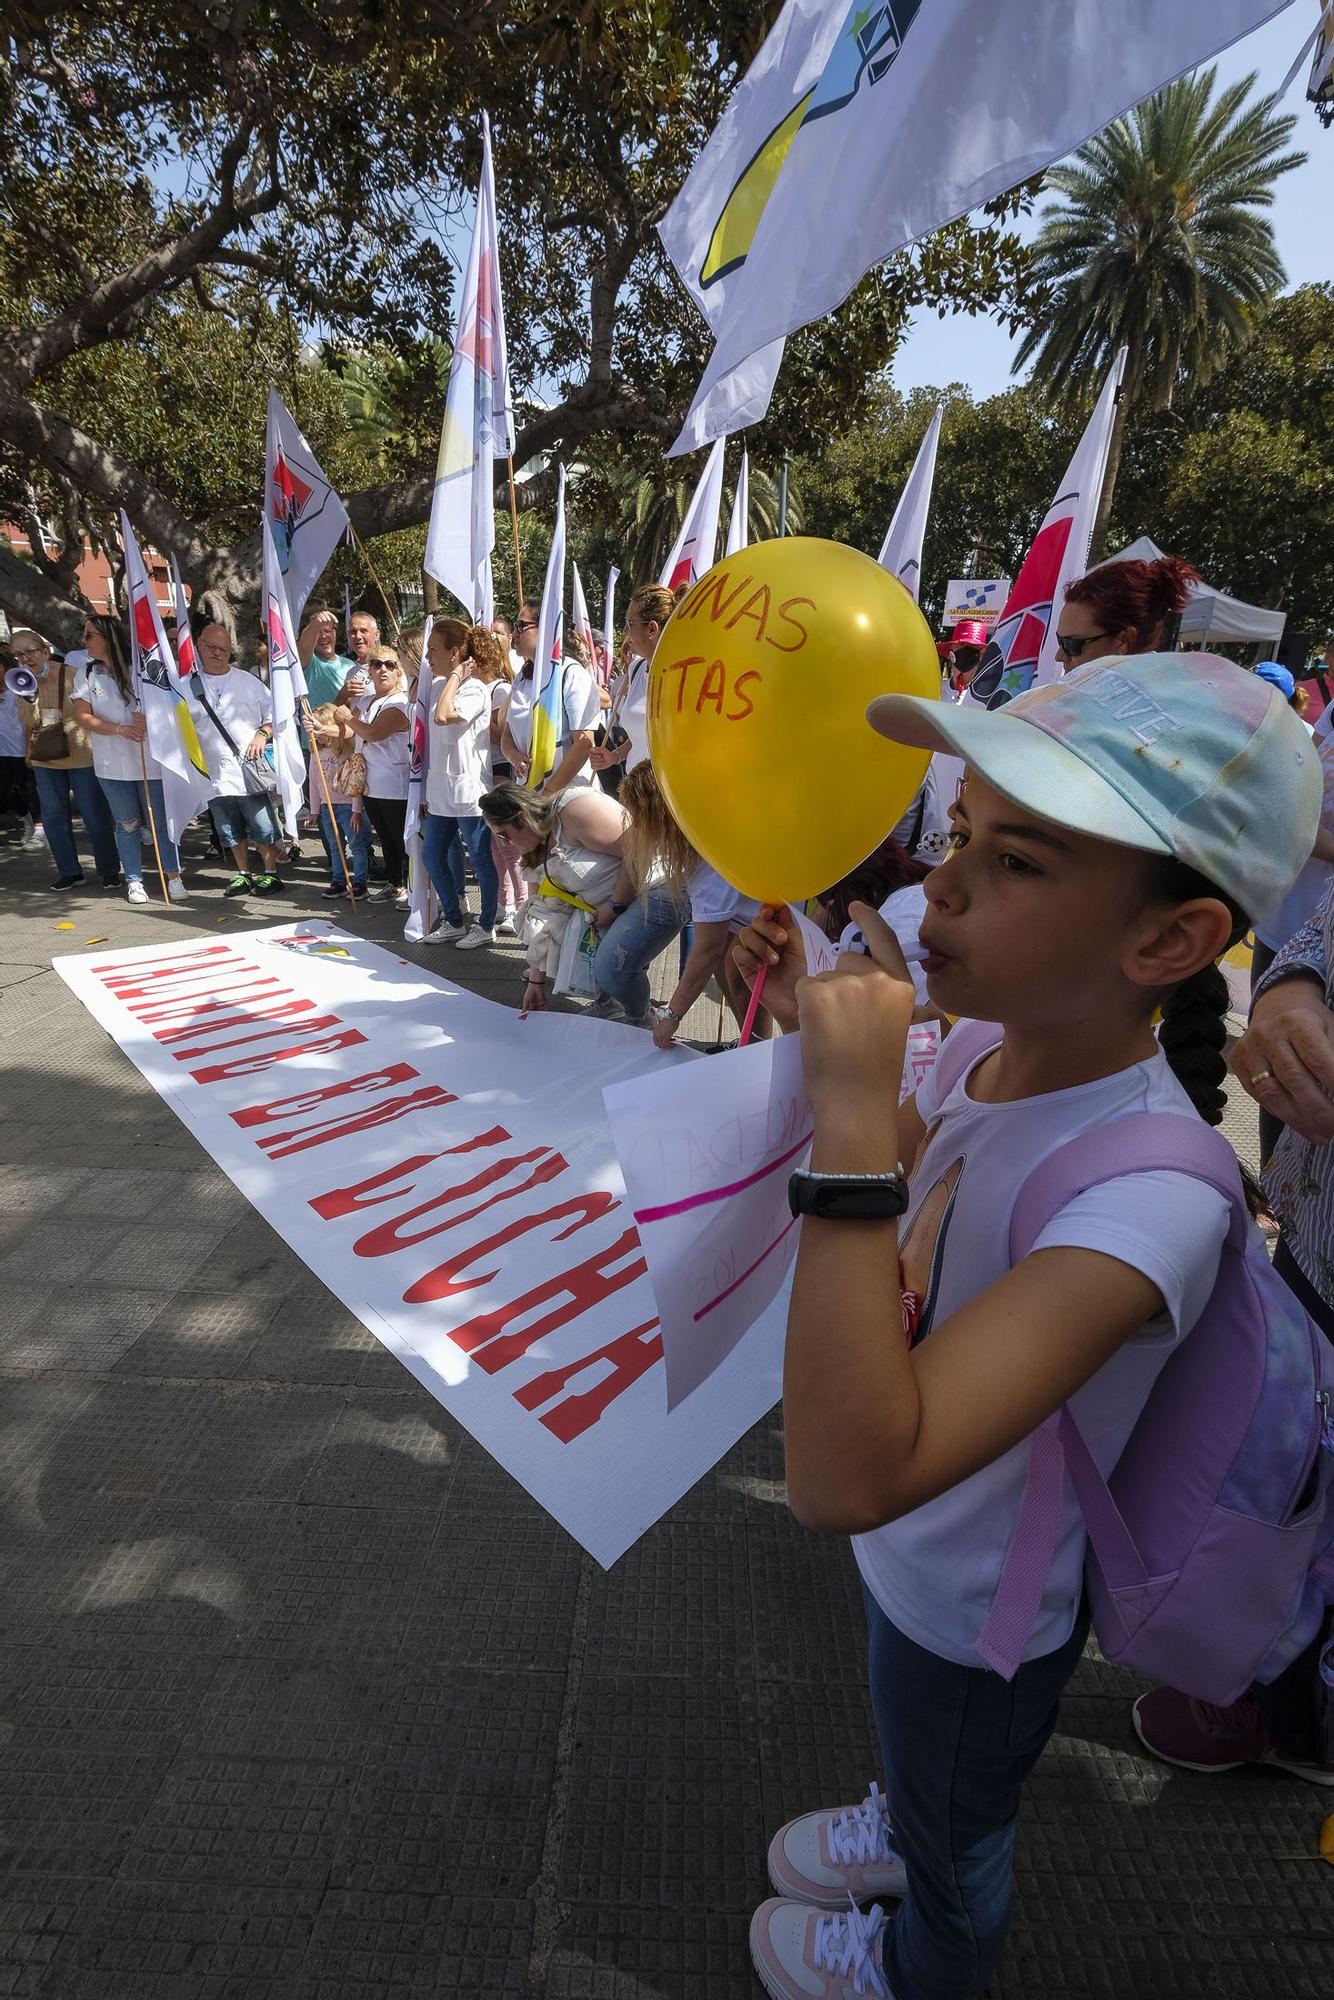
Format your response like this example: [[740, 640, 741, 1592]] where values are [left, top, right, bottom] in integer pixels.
[[1053, 629, 1111, 659], [515, 619, 537, 633]]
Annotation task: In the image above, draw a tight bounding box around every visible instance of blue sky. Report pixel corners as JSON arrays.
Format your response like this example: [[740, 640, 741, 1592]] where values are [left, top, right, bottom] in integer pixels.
[[892, 9, 1330, 398]]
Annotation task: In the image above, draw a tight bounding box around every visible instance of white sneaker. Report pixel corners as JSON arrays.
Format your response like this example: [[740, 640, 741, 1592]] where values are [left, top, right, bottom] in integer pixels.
[[127, 881, 150, 905], [750, 1899, 894, 2000], [454, 923, 495, 950], [496, 912, 518, 937], [21, 821, 46, 851], [766, 1784, 908, 1908], [167, 876, 188, 904], [421, 920, 466, 946]]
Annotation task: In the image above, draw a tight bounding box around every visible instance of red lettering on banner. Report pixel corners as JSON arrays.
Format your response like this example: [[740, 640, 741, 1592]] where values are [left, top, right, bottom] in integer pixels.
[[727, 670, 759, 722], [309, 1128, 510, 1220], [514, 1316, 664, 1442], [232, 1064, 420, 1128], [188, 1027, 366, 1083], [260, 1084, 458, 1160], [353, 1147, 567, 1256], [405, 1196, 619, 1316], [770, 596, 814, 653], [130, 978, 286, 1021], [92, 945, 238, 978], [101, 956, 256, 997], [427, 1223, 646, 1368], [153, 999, 318, 1046], [170, 1014, 342, 1062]]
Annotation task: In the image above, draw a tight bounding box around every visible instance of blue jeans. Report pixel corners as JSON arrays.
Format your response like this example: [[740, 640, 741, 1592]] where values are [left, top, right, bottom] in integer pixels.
[[98, 775, 180, 879], [320, 803, 371, 889], [592, 884, 688, 1019], [422, 811, 498, 929], [34, 764, 120, 880], [864, 1584, 1089, 2000]]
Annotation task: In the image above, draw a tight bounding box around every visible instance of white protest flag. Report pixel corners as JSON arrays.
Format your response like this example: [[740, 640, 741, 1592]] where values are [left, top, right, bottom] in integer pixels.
[[877, 402, 942, 601], [602, 564, 621, 681], [570, 561, 597, 678], [659, 437, 727, 592], [658, 0, 844, 454], [166, 554, 215, 789], [670, 0, 1293, 446], [261, 516, 310, 836], [528, 464, 568, 789], [120, 514, 214, 844], [265, 391, 351, 626], [967, 350, 1126, 709], [725, 449, 751, 557], [424, 113, 515, 619]]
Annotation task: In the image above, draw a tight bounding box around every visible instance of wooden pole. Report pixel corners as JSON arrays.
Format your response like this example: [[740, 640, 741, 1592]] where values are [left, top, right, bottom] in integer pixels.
[[301, 701, 359, 915], [346, 524, 403, 639], [506, 456, 525, 606], [137, 741, 171, 905]]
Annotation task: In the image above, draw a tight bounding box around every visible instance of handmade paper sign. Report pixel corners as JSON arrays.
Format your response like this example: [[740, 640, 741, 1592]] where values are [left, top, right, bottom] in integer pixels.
[[605, 1033, 809, 1411]]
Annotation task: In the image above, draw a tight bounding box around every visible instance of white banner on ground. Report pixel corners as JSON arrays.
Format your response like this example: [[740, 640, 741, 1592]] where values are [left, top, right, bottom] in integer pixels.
[[53, 926, 784, 1565]]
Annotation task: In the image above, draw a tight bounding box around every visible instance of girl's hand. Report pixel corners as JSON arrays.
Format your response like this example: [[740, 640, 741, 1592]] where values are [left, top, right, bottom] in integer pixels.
[[594, 899, 619, 931], [522, 978, 549, 1013], [1234, 975, 1334, 1144], [123, 713, 148, 744], [797, 902, 915, 1127], [652, 1011, 677, 1052], [731, 905, 807, 1033]]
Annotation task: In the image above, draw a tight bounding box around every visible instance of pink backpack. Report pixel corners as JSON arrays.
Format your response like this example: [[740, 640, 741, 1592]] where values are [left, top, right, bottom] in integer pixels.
[[931, 1021, 1334, 1703]]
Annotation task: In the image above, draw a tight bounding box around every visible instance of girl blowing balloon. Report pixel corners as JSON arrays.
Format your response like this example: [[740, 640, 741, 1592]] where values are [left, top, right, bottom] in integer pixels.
[[736, 653, 1321, 2000]]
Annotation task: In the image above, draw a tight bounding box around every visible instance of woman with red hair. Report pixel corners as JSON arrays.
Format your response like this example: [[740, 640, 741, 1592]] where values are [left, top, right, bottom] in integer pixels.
[[1054, 554, 1200, 670]]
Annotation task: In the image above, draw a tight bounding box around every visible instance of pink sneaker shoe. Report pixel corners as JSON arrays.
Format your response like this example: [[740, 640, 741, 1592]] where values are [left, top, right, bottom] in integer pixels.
[[767, 1782, 907, 1907], [1132, 1687, 1334, 1786], [750, 1898, 894, 2000]]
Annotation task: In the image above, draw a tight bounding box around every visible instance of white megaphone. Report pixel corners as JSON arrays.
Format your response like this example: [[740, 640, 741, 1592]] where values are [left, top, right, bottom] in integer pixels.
[[3, 666, 38, 700]]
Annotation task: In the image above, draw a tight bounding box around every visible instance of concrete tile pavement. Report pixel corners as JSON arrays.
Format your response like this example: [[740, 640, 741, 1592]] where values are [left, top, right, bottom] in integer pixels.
[[0, 825, 1328, 1998]]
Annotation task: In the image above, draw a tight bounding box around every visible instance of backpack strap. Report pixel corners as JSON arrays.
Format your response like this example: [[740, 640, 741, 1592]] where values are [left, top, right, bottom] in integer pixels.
[[975, 1111, 1249, 1679], [928, 1018, 1004, 1103]]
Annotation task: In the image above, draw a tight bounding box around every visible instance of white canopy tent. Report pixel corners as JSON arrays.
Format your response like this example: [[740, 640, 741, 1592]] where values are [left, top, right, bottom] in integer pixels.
[[1101, 536, 1287, 650]]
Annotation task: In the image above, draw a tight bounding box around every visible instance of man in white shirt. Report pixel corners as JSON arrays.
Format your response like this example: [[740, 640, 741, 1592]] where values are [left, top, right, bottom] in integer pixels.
[[191, 623, 286, 897]]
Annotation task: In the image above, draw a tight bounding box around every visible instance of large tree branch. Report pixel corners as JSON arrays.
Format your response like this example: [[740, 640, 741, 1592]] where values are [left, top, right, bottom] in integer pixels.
[[0, 393, 215, 571], [0, 541, 87, 648], [4, 122, 282, 391]]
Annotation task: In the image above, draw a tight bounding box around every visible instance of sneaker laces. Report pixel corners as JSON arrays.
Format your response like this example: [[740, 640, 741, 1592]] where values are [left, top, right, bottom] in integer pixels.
[[829, 1783, 896, 1867], [1188, 1693, 1264, 1742], [814, 1900, 890, 1997]]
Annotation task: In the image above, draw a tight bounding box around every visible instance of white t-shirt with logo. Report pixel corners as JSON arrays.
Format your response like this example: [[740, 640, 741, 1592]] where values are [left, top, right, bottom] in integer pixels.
[[853, 1033, 1230, 1669], [500, 661, 599, 784], [355, 692, 410, 800], [192, 666, 272, 800], [70, 662, 154, 782], [426, 676, 490, 817]]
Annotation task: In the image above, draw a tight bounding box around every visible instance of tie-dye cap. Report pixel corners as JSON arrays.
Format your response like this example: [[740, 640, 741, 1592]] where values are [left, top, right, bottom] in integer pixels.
[[867, 652, 1322, 919]]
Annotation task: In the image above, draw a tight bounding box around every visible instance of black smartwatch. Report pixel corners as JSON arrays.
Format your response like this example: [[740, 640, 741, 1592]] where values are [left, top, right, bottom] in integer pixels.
[[788, 1166, 910, 1222]]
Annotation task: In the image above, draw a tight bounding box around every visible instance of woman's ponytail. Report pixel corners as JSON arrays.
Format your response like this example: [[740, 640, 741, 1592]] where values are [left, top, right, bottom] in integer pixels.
[[1158, 963, 1230, 1126]]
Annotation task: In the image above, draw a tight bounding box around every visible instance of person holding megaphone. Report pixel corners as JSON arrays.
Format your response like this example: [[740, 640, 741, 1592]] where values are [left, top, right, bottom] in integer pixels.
[[9, 629, 120, 889]]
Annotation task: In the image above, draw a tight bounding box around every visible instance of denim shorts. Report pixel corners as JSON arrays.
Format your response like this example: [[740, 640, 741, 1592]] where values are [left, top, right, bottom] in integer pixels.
[[210, 790, 280, 851]]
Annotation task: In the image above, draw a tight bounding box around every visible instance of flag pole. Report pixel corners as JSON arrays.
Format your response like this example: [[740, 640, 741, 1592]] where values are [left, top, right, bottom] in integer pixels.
[[301, 700, 359, 916], [137, 743, 172, 906], [345, 524, 403, 640], [506, 456, 525, 605]]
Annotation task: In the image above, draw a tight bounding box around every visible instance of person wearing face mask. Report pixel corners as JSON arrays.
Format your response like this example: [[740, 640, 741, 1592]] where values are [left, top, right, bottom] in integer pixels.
[[1052, 555, 1200, 672], [936, 619, 990, 701]]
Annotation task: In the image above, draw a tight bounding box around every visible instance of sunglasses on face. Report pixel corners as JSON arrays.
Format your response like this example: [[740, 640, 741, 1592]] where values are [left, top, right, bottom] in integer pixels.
[[515, 619, 537, 633], [1054, 629, 1111, 659]]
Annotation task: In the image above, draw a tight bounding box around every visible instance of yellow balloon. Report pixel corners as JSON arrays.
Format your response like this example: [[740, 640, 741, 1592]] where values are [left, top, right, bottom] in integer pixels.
[[648, 537, 939, 904]]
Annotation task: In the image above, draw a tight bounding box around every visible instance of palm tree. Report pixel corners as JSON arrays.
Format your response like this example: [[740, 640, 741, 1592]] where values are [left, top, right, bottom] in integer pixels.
[[1013, 68, 1303, 558], [602, 458, 801, 581]]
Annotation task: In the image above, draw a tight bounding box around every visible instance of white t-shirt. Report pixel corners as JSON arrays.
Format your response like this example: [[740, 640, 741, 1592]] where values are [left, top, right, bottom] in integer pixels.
[[1255, 705, 1334, 952], [426, 676, 490, 816], [617, 657, 650, 774], [192, 667, 272, 800], [356, 691, 410, 800], [853, 1033, 1230, 1669], [504, 667, 534, 753], [0, 686, 24, 758], [501, 661, 599, 783], [70, 662, 153, 782], [686, 860, 761, 929], [838, 883, 930, 1005]]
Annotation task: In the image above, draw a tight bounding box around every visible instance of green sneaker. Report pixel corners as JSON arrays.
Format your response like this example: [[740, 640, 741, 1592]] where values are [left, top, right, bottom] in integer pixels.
[[223, 872, 253, 898], [252, 873, 284, 895]]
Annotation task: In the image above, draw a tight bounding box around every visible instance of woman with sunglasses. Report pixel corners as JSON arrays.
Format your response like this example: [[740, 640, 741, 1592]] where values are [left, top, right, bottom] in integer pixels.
[[335, 648, 411, 904], [1053, 554, 1199, 671]]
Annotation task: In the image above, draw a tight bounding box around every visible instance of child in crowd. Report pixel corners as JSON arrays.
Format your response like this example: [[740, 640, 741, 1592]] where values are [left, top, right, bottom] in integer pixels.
[[734, 653, 1322, 2000], [306, 701, 369, 899]]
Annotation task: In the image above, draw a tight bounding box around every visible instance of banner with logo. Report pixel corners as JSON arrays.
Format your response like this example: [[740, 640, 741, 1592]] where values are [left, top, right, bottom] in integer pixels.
[[53, 926, 784, 1565], [943, 579, 1010, 630]]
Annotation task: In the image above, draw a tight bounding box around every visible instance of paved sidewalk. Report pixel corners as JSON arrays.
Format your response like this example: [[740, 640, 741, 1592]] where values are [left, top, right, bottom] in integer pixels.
[[0, 829, 1329, 1998]]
